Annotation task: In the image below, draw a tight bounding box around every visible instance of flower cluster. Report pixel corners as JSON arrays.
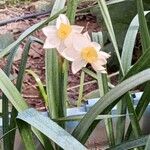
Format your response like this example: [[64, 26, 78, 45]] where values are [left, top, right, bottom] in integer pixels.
[[42, 14, 110, 74]]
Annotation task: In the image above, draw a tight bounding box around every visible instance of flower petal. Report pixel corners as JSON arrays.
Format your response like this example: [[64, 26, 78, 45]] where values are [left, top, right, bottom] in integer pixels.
[[64, 33, 74, 48], [83, 32, 91, 41], [96, 56, 107, 65], [42, 26, 56, 37], [100, 51, 111, 59], [72, 59, 87, 74], [57, 41, 66, 54], [61, 46, 80, 61], [92, 42, 101, 51], [43, 35, 60, 49], [91, 61, 106, 72], [73, 34, 90, 51], [72, 25, 84, 33], [56, 14, 70, 29]]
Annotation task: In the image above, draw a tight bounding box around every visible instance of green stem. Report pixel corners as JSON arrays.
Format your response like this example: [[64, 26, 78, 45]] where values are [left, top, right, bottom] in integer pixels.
[[77, 71, 85, 107]]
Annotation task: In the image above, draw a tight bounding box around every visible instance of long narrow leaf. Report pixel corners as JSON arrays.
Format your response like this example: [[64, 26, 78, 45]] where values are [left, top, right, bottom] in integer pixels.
[[0, 69, 36, 149], [17, 108, 87, 150], [121, 11, 150, 74], [2, 46, 18, 150], [145, 136, 150, 150], [26, 69, 48, 105], [72, 68, 150, 143], [9, 39, 32, 149], [108, 135, 148, 150], [97, 0, 124, 74], [137, 0, 150, 52], [0, 70, 27, 111]]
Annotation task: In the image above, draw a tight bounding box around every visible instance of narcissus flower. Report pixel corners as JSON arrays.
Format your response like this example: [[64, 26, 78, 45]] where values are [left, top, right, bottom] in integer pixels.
[[62, 33, 110, 74], [42, 14, 84, 53]]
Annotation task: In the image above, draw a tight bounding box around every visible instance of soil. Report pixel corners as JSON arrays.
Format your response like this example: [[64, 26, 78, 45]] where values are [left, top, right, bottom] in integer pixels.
[[0, 2, 104, 111]]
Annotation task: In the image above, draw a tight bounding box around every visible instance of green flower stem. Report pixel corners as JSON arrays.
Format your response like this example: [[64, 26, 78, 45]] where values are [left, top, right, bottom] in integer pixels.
[[77, 71, 85, 107], [97, 72, 115, 147]]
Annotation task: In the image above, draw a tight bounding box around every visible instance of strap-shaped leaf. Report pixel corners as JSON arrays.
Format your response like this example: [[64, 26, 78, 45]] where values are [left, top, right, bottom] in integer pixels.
[[17, 108, 87, 150], [108, 135, 148, 150], [121, 11, 150, 74], [72, 68, 150, 143]]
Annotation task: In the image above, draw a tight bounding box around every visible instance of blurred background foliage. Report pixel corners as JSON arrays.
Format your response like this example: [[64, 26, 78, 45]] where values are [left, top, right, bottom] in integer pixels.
[[90, 0, 150, 70]]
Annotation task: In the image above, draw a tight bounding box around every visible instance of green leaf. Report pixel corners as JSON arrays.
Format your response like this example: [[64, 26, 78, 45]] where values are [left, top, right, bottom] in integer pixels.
[[125, 47, 150, 79], [2, 45, 18, 150], [125, 82, 150, 140], [0, 69, 36, 149], [83, 89, 100, 100], [66, 0, 78, 23], [9, 38, 32, 149], [0, 33, 14, 52], [72, 68, 150, 143], [145, 136, 150, 150], [121, 11, 150, 74], [97, 0, 124, 74], [137, 0, 150, 52], [108, 135, 148, 150], [26, 69, 48, 105], [17, 121, 35, 150], [17, 108, 87, 150], [0, 69, 27, 112]]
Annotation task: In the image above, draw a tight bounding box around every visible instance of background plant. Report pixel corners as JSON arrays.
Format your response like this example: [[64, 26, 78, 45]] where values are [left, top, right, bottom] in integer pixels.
[[0, 0, 150, 150]]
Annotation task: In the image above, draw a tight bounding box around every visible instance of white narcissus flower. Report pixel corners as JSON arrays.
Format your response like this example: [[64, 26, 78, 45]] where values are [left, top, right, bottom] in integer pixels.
[[62, 32, 110, 74], [42, 14, 84, 53]]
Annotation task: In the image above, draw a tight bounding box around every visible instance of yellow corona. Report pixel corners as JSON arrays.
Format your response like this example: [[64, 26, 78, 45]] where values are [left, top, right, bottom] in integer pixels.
[[81, 47, 98, 63], [57, 23, 72, 40]]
